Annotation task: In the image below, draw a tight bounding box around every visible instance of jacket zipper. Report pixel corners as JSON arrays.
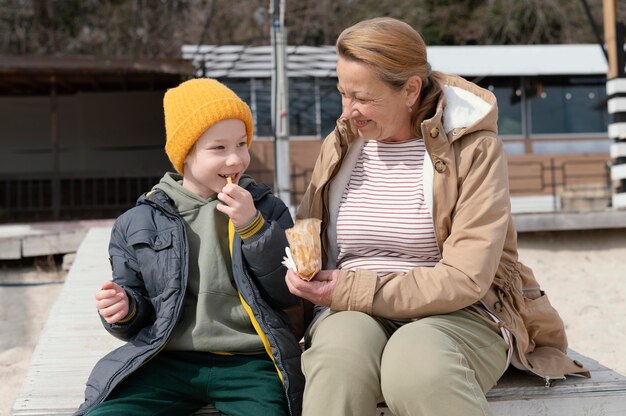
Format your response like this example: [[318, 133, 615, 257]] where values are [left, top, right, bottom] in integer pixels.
[[87, 201, 189, 412], [230, 224, 294, 416]]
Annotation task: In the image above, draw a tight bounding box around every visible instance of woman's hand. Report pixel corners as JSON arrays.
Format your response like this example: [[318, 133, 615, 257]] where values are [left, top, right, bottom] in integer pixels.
[[95, 281, 129, 324], [285, 269, 339, 307]]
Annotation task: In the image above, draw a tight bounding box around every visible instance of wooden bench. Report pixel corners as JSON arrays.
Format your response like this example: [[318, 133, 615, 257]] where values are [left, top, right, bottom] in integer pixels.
[[12, 227, 626, 415]]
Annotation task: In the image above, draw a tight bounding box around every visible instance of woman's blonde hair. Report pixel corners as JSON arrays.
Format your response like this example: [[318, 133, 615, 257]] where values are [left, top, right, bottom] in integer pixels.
[[337, 17, 443, 137]]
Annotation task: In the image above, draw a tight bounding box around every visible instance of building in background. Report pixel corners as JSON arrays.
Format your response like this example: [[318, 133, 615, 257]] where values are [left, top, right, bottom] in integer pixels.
[[0, 56, 193, 222], [0, 45, 615, 222], [185, 44, 609, 155], [185, 43, 612, 213]]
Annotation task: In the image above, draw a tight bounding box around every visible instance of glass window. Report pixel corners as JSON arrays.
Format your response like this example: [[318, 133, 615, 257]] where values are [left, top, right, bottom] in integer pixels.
[[528, 76, 608, 135], [319, 77, 342, 137], [288, 78, 317, 136], [479, 77, 523, 136], [252, 78, 273, 137]]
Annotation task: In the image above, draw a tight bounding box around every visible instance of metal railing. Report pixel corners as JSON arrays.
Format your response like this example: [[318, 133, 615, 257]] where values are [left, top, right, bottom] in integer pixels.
[[0, 159, 611, 223], [0, 168, 313, 223]]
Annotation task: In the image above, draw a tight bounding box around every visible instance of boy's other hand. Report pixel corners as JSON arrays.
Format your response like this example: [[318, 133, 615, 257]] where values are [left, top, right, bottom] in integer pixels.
[[217, 182, 256, 227], [95, 281, 130, 324]]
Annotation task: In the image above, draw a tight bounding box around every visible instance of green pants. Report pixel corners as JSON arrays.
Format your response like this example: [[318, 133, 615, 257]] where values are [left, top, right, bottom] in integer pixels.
[[301, 309, 508, 416], [87, 351, 287, 416]]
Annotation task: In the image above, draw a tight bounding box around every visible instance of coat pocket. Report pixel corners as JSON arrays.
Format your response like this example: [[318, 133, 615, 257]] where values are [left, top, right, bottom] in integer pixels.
[[126, 230, 174, 296], [519, 289, 567, 353]]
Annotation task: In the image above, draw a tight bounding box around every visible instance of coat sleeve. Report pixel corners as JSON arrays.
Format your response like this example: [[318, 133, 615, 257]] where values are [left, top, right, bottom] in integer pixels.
[[241, 195, 299, 309], [101, 216, 156, 340], [331, 135, 511, 319]]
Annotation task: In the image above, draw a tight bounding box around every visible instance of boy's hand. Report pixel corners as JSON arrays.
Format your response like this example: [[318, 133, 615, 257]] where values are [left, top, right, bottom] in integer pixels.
[[95, 281, 129, 324], [217, 181, 256, 227]]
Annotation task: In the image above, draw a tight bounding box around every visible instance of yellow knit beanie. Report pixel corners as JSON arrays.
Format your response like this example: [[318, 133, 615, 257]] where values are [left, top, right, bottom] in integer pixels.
[[163, 78, 254, 173]]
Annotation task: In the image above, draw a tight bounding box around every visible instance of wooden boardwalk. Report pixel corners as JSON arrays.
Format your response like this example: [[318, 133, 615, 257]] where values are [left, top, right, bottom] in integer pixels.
[[12, 227, 626, 416]]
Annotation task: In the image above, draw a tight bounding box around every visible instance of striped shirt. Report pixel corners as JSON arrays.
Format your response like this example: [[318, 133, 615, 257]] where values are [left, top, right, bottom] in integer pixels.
[[336, 139, 441, 275]]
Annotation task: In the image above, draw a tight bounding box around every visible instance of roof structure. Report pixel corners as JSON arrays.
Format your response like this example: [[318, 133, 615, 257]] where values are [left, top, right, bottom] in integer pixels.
[[182, 44, 609, 78], [0, 56, 195, 95]]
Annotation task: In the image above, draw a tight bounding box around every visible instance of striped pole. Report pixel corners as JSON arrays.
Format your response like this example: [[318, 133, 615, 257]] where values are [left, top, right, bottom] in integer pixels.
[[607, 23, 625, 209], [604, 0, 626, 208], [609, 76, 626, 209]]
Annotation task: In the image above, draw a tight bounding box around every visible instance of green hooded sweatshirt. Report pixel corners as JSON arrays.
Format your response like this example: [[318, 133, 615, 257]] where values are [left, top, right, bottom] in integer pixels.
[[153, 172, 264, 354]]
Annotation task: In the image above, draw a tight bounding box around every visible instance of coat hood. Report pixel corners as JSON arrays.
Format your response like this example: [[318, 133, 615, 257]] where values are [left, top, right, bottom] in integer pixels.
[[437, 74, 498, 139]]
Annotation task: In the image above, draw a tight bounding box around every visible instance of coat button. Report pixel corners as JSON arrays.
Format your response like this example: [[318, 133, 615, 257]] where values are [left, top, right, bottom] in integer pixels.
[[434, 159, 446, 173], [429, 127, 439, 138]]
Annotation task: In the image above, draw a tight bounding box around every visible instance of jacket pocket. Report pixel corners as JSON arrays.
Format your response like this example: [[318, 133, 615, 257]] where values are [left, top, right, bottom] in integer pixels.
[[126, 230, 173, 296], [519, 289, 567, 353], [127, 229, 172, 251]]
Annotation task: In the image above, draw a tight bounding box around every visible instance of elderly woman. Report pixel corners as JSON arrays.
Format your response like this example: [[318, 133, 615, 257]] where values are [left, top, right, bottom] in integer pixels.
[[285, 17, 589, 416]]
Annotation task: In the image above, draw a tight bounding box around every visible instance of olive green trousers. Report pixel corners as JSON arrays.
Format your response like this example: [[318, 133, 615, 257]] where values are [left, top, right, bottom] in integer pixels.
[[301, 309, 508, 416]]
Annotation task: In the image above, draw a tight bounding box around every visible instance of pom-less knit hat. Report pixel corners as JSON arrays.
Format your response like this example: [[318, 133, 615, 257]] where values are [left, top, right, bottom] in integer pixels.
[[163, 78, 254, 173]]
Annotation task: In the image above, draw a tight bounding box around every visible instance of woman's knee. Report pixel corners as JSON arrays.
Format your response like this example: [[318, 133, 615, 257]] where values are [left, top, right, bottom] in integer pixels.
[[303, 311, 388, 378], [380, 322, 454, 398]]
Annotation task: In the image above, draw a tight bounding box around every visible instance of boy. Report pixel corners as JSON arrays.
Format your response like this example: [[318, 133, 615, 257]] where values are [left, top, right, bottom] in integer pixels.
[[76, 79, 303, 416]]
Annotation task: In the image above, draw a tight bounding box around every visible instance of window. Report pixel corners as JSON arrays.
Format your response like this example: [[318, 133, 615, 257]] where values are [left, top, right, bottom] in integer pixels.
[[288, 78, 317, 136], [528, 76, 608, 135], [252, 79, 273, 137], [320, 78, 342, 137], [479, 77, 523, 136]]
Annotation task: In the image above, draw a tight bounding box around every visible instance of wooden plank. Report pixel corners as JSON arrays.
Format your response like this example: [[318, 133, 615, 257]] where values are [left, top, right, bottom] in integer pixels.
[[0, 236, 22, 259], [12, 228, 124, 416], [21, 231, 87, 257], [12, 227, 626, 416]]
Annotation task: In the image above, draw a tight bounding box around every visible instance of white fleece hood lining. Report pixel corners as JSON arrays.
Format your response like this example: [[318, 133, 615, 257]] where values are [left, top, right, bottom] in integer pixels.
[[442, 85, 493, 134]]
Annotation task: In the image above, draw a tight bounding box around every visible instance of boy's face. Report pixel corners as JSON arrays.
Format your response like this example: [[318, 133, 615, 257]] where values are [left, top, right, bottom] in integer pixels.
[[182, 118, 250, 199]]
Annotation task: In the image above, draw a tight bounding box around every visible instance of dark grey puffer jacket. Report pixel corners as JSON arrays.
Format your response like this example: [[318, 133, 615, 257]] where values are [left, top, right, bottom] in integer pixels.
[[76, 179, 304, 416]]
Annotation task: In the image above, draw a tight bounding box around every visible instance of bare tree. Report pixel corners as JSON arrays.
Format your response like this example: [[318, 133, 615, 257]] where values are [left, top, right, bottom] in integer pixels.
[[0, 0, 623, 57]]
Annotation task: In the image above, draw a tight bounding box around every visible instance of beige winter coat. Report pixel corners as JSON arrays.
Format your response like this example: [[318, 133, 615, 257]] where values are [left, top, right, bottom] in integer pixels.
[[297, 74, 590, 382]]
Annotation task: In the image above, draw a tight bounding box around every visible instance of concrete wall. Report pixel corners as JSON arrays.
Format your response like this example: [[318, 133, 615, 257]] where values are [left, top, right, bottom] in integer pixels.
[[0, 91, 169, 176]]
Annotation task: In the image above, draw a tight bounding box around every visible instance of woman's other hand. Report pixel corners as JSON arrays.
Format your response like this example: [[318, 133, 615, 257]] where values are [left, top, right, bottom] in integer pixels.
[[285, 269, 339, 307]]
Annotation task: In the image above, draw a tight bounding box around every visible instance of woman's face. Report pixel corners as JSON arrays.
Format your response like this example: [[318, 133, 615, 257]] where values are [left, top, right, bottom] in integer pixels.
[[336, 57, 418, 142]]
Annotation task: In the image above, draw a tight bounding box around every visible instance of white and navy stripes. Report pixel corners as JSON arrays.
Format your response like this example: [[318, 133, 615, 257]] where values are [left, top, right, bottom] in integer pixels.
[[336, 139, 441, 275], [608, 78, 626, 209]]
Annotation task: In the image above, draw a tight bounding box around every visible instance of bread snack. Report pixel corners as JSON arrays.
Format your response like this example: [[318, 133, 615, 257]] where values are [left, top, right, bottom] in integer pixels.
[[285, 218, 322, 281]]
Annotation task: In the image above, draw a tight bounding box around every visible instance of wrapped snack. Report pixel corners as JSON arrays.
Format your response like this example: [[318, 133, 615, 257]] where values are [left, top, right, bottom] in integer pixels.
[[285, 218, 322, 281]]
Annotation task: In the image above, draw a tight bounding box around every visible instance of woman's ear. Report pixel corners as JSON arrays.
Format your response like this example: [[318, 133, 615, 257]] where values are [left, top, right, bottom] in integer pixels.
[[405, 76, 422, 107]]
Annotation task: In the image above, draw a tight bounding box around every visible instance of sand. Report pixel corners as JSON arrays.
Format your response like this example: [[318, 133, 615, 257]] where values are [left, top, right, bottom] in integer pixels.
[[0, 279, 63, 416], [0, 228, 624, 416], [516, 229, 626, 377]]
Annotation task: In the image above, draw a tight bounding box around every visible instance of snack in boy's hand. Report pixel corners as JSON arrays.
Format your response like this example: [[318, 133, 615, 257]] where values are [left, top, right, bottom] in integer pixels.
[[285, 218, 322, 281]]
